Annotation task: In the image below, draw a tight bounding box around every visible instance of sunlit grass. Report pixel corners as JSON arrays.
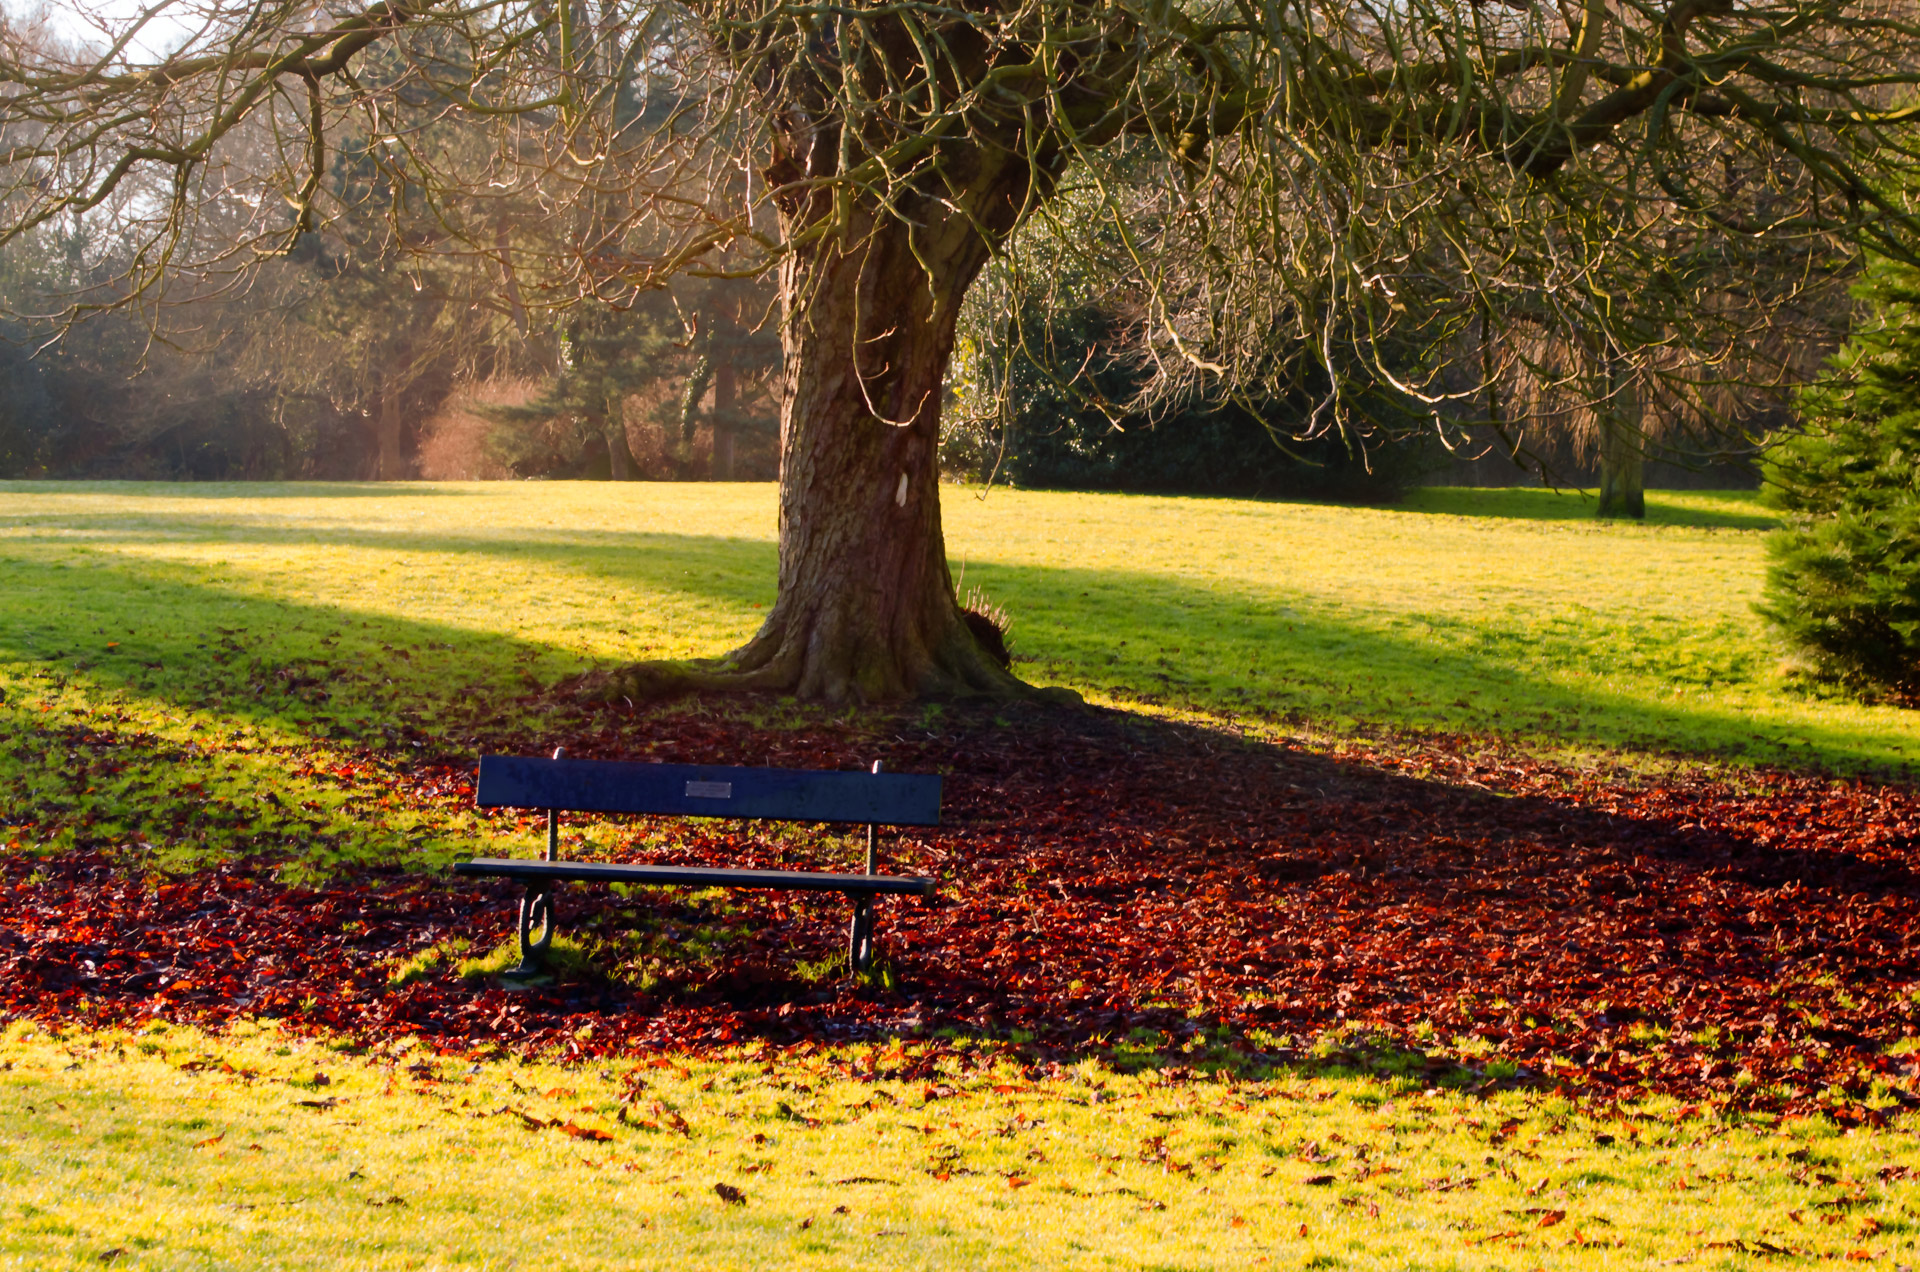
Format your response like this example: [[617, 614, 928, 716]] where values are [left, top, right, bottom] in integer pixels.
[[7, 482, 1920, 1267], [4, 479, 1910, 777], [945, 485, 1901, 771], [2, 479, 1915, 884], [6, 1022, 1916, 1271]]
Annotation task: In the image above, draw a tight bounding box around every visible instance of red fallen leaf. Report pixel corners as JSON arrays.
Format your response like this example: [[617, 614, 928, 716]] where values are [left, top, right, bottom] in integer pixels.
[[1230, 1216, 1247, 1228], [192, 1133, 223, 1149], [561, 1122, 613, 1142], [1537, 1210, 1566, 1228], [1006, 1176, 1031, 1189], [1295, 1223, 1308, 1239], [713, 1183, 746, 1205], [1303, 1175, 1336, 1187]]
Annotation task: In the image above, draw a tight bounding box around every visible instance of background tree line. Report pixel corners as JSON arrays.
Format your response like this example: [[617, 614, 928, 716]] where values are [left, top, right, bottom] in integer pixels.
[[0, 189, 1801, 498], [0, 235, 784, 482]]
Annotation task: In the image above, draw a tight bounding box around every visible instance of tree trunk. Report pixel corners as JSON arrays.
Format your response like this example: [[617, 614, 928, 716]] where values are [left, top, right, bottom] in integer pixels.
[[1596, 363, 1645, 519], [605, 392, 635, 481], [610, 206, 1038, 703], [712, 350, 736, 482], [373, 385, 408, 480], [726, 211, 1020, 700], [593, 113, 1072, 702]]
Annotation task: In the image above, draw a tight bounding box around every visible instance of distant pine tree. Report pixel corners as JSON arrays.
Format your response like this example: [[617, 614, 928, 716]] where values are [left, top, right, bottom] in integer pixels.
[[1761, 263, 1920, 698]]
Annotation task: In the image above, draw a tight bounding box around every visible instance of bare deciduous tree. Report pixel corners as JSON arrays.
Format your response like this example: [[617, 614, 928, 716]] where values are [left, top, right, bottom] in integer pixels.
[[1, 0, 1917, 697]]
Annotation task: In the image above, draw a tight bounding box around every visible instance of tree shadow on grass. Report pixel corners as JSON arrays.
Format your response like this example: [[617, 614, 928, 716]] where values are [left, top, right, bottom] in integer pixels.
[[1400, 487, 1778, 532], [0, 507, 1907, 775], [0, 480, 477, 499]]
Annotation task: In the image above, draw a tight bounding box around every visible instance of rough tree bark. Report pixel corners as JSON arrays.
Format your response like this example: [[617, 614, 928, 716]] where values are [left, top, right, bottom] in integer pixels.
[[607, 159, 1067, 703]]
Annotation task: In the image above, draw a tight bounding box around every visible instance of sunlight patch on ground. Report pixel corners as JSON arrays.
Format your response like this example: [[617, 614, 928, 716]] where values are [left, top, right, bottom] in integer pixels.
[[5, 1023, 1915, 1271]]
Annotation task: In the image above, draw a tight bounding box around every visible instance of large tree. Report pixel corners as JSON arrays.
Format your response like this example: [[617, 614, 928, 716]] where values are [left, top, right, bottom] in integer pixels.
[[2, 0, 1918, 698]]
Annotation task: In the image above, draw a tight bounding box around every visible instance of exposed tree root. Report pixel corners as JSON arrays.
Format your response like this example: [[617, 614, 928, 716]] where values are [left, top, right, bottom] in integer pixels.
[[569, 619, 1082, 708]]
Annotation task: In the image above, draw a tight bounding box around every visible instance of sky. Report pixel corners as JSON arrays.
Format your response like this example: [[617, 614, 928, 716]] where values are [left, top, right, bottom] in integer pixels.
[[29, 0, 198, 60]]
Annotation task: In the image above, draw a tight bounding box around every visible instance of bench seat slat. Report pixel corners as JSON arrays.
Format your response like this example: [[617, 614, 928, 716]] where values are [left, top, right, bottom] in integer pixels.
[[454, 857, 934, 896], [475, 756, 941, 826]]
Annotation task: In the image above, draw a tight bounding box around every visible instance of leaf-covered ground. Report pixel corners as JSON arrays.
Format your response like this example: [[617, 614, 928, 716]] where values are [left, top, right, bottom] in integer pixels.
[[5, 700, 1917, 1122]]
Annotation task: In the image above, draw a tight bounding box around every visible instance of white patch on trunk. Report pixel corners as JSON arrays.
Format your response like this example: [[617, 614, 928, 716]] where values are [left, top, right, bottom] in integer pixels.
[[895, 472, 908, 506]]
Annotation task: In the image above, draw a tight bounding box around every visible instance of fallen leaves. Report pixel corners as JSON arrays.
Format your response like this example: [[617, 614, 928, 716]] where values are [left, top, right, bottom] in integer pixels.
[[712, 1182, 746, 1206], [6, 700, 1920, 1121], [1704, 1237, 1800, 1257]]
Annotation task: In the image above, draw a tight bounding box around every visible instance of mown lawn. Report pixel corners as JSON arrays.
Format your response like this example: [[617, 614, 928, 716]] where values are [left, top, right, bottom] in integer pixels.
[[3, 479, 1914, 781], [7, 1023, 1917, 1271], [5, 480, 1920, 1270]]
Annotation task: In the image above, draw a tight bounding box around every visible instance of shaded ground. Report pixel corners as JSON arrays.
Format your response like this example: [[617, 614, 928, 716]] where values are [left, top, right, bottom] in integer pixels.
[[4, 700, 1918, 1120]]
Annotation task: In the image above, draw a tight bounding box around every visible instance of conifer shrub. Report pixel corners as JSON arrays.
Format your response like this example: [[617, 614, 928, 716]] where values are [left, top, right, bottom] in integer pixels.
[[1761, 264, 1920, 699]]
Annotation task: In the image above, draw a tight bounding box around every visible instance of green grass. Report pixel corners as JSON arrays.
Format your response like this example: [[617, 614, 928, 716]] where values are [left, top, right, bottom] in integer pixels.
[[6, 1022, 1918, 1271], [9, 479, 1920, 1268], [2, 480, 1912, 786]]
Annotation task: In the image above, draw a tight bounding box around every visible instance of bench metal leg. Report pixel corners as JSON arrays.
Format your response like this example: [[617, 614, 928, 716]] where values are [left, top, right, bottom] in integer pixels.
[[846, 894, 875, 974], [513, 883, 555, 976]]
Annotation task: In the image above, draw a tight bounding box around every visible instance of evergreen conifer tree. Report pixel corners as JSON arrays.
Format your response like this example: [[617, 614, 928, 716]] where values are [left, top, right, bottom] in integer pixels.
[[1761, 265, 1920, 697]]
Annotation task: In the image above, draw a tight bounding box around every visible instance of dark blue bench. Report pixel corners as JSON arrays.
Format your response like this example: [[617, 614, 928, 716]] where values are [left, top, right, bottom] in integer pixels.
[[453, 752, 940, 976]]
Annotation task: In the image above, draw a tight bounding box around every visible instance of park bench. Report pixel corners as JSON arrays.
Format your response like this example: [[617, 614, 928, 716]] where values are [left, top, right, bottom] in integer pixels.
[[453, 751, 940, 976]]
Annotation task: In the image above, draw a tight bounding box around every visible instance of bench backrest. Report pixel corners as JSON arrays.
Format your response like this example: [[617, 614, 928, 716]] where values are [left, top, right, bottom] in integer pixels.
[[475, 755, 941, 826]]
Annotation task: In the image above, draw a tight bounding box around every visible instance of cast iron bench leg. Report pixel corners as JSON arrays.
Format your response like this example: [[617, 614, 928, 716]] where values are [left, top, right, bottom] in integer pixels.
[[510, 757, 564, 976], [515, 883, 555, 975], [846, 893, 875, 974]]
